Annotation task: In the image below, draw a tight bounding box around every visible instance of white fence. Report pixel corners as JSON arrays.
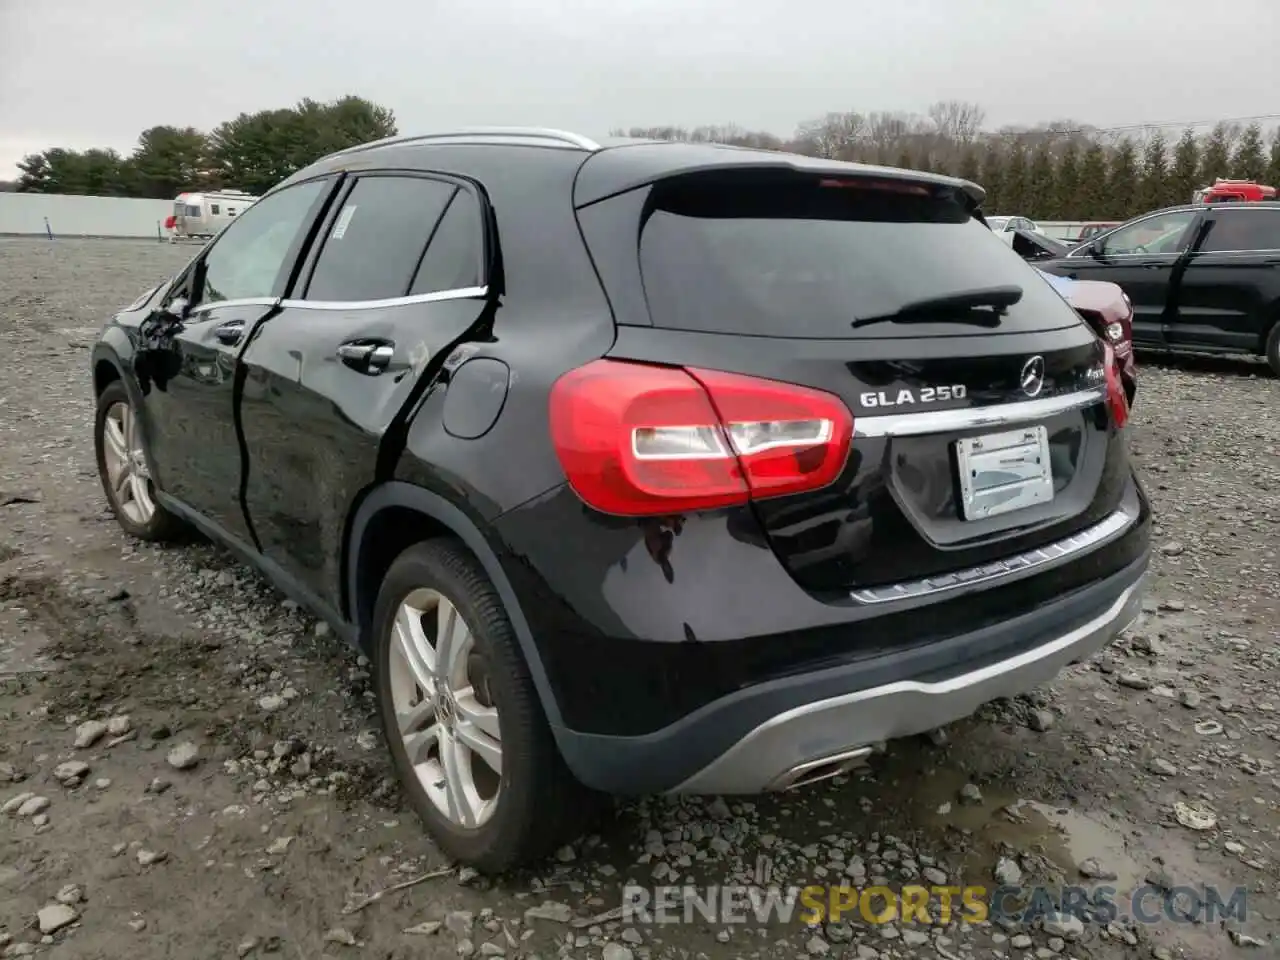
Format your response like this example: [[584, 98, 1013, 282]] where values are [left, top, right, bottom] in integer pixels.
[[0, 193, 174, 239]]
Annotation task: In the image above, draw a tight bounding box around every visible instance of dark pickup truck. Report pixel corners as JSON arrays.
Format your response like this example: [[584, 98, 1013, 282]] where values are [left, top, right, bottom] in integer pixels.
[[1036, 203, 1280, 375]]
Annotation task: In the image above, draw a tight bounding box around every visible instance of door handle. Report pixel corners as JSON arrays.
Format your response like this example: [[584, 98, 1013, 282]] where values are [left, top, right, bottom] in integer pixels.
[[214, 320, 244, 346], [337, 340, 395, 374]]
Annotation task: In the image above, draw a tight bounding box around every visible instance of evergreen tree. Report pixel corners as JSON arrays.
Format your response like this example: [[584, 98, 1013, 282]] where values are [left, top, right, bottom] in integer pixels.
[[1169, 129, 1202, 206], [1267, 126, 1280, 188], [1138, 132, 1170, 213], [1002, 140, 1030, 213], [130, 126, 215, 198], [1027, 142, 1056, 219], [15, 148, 132, 195], [979, 141, 1005, 212], [1106, 138, 1140, 219], [1077, 143, 1108, 220], [1231, 123, 1267, 181], [1054, 143, 1081, 219], [1197, 122, 1232, 187]]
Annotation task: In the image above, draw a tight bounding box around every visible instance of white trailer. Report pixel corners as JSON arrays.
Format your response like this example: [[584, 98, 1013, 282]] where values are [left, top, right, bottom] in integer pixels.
[[170, 190, 257, 239]]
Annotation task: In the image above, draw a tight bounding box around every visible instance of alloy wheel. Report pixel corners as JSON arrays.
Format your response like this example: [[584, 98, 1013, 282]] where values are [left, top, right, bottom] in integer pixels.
[[102, 401, 156, 525], [388, 588, 503, 828]]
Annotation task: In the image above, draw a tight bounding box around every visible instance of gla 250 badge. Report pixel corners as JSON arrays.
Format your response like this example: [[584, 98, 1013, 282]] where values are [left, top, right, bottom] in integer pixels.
[[859, 384, 967, 409]]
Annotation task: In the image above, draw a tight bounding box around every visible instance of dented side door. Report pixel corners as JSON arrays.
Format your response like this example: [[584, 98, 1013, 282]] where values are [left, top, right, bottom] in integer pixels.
[[235, 173, 493, 615]]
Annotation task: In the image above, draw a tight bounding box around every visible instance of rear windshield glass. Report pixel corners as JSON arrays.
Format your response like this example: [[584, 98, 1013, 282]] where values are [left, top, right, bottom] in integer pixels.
[[637, 172, 1084, 338]]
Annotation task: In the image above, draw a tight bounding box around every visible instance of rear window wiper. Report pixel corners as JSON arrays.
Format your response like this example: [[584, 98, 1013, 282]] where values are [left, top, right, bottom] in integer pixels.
[[850, 285, 1023, 329]]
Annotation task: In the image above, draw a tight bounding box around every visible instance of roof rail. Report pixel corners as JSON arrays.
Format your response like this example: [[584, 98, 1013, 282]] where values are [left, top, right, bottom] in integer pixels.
[[331, 127, 601, 158]]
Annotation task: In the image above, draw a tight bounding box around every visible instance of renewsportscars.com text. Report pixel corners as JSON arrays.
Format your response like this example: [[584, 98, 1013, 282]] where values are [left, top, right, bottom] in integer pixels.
[[621, 883, 1249, 927]]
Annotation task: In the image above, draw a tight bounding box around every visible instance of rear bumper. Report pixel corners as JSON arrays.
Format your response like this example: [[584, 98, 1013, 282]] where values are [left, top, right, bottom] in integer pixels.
[[673, 566, 1144, 793], [552, 549, 1148, 795]]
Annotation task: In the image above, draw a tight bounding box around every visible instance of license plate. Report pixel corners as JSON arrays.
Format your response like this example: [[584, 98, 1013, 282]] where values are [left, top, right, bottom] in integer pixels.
[[955, 425, 1054, 521]]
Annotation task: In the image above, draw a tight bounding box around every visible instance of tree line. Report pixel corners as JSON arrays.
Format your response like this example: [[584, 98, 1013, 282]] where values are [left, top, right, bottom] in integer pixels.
[[8, 98, 1280, 221], [618, 102, 1280, 220], [6, 96, 397, 198]]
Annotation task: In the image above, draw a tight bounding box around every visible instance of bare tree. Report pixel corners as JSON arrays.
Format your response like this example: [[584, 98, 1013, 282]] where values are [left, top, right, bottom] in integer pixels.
[[794, 112, 867, 159], [927, 101, 985, 144]]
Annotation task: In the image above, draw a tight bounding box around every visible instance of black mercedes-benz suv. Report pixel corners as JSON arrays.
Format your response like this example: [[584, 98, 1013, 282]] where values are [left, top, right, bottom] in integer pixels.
[[89, 128, 1150, 872]]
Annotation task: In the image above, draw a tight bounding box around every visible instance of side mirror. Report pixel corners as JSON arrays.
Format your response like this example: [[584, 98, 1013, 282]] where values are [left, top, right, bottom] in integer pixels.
[[1088, 239, 1106, 260]]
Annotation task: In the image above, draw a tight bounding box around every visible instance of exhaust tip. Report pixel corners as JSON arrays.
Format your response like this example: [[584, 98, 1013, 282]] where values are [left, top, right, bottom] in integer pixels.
[[768, 746, 873, 792]]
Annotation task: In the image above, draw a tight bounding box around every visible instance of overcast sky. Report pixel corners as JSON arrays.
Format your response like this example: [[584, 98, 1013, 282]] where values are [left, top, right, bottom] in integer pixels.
[[2, 0, 1278, 180]]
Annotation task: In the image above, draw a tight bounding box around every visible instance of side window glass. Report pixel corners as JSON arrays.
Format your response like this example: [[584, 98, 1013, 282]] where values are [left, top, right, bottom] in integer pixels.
[[1199, 212, 1280, 252], [304, 177, 456, 303], [197, 180, 328, 307], [210, 204, 221, 215], [1100, 212, 1196, 256], [409, 190, 485, 295]]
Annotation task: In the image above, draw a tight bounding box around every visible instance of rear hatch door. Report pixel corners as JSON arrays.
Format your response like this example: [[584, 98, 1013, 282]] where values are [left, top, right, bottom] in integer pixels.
[[575, 164, 1130, 596]]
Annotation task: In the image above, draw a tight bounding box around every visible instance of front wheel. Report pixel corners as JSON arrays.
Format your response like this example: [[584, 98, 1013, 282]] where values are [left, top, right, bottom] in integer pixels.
[[94, 380, 187, 541], [371, 538, 595, 872]]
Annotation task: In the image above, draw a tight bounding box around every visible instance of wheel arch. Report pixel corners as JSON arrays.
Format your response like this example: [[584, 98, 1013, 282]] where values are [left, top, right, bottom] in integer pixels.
[[1261, 299, 1280, 355], [91, 343, 126, 397], [344, 481, 566, 730]]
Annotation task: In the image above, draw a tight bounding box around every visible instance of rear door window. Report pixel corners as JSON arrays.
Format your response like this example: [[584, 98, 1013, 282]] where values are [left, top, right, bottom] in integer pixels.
[[304, 176, 457, 302], [637, 172, 1085, 338], [408, 189, 485, 295], [1199, 210, 1280, 252]]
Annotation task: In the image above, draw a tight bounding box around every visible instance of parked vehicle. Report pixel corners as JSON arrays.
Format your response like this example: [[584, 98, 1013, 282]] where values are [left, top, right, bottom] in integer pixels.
[[171, 190, 258, 239], [1006, 230, 1137, 405], [1074, 222, 1121, 243], [1192, 179, 1276, 205], [1038, 202, 1280, 374], [90, 128, 1149, 871], [985, 215, 1042, 243]]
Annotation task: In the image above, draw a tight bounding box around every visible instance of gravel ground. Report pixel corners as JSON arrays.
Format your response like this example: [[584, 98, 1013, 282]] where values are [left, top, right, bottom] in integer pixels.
[[1, 237, 1277, 960]]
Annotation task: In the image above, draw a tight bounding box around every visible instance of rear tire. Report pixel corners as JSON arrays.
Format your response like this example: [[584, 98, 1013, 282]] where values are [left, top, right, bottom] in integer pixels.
[[371, 538, 596, 872], [94, 380, 187, 542], [1265, 322, 1280, 378]]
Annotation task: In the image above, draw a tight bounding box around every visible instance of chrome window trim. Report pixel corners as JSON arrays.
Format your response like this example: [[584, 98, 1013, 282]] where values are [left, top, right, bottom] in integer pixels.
[[854, 387, 1105, 438], [1190, 247, 1280, 255], [188, 297, 278, 315], [279, 285, 488, 311], [850, 501, 1139, 604]]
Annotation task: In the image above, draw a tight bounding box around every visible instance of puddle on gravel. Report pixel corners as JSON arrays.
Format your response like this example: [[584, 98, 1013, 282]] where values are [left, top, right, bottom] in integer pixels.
[[932, 794, 1144, 891], [906, 768, 1234, 903]]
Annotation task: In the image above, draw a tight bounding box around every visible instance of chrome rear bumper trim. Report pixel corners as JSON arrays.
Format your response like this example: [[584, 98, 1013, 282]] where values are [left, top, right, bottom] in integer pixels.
[[850, 501, 1138, 604]]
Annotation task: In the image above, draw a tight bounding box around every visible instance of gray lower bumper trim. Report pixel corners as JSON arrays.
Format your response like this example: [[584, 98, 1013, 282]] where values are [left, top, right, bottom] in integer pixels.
[[670, 573, 1145, 795]]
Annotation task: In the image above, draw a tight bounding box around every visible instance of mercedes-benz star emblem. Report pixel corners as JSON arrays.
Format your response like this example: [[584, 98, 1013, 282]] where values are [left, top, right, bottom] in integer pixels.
[[1020, 355, 1045, 398]]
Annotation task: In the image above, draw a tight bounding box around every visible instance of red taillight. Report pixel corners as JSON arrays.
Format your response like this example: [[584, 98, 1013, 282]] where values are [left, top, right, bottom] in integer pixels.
[[548, 359, 854, 516], [1102, 343, 1129, 430]]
